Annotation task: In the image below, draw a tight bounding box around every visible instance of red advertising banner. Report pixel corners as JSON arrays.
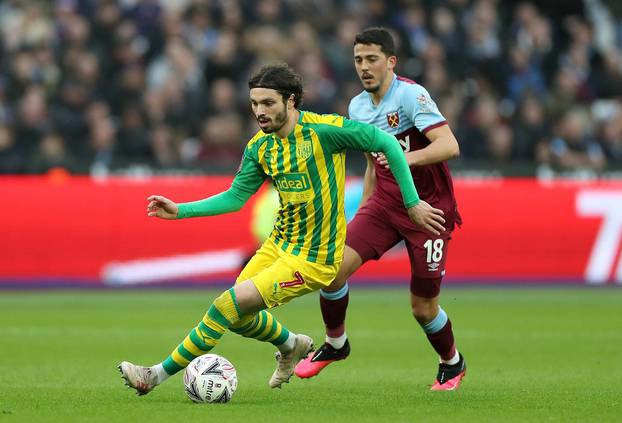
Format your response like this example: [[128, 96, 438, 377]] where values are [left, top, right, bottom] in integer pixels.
[[1, 176, 621, 286]]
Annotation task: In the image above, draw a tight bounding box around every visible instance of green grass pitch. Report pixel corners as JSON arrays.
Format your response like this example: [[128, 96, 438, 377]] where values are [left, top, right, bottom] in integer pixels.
[[0, 287, 620, 423]]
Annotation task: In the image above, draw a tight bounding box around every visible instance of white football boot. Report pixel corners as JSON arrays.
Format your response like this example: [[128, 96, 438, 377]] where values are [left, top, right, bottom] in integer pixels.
[[118, 361, 158, 396], [269, 334, 314, 388]]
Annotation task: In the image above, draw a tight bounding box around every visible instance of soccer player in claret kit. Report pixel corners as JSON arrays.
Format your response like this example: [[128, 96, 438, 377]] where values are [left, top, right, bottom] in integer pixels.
[[295, 28, 467, 391], [118, 63, 446, 395]]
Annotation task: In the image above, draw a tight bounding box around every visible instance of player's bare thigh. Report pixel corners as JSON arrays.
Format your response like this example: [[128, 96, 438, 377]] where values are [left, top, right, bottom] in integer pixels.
[[324, 245, 362, 292]]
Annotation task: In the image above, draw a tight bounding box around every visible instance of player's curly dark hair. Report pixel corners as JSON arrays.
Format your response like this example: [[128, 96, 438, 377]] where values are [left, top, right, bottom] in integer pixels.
[[354, 27, 396, 57], [248, 63, 304, 108]]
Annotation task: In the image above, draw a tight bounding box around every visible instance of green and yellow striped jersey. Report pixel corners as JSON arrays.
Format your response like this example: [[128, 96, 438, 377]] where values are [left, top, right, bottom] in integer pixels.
[[177, 110, 419, 266], [233, 111, 399, 265]]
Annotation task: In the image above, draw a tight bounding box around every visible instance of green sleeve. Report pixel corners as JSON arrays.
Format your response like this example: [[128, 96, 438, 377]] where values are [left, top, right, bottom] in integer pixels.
[[324, 119, 420, 207], [177, 146, 267, 218]]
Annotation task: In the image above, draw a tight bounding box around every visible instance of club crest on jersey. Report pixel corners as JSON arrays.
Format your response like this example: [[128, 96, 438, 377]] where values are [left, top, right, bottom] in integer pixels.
[[296, 140, 313, 160], [387, 111, 399, 128]]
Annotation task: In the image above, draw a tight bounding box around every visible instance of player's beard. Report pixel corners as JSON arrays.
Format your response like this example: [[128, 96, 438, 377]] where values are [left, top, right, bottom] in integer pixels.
[[362, 80, 381, 93], [257, 106, 288, 134], [361, 72, 386, 93]]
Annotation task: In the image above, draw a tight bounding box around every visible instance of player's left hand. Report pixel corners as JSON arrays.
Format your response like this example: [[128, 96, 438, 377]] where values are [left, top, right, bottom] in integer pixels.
[[407, 201, 446, 235], [146, 195, 179, 219], [375, 153, 389, 168]]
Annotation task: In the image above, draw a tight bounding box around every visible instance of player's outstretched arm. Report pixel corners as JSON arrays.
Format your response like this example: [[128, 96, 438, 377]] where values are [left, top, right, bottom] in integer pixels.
[[157, 188, 254, 219], [147, 195, 179, 219], [146, 191, 248, 220], [150, 144, 267, 220]]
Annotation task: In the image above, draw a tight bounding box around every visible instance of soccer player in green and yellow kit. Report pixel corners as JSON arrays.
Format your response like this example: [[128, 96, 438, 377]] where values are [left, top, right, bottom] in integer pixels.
[[118, 63, 446, 395]]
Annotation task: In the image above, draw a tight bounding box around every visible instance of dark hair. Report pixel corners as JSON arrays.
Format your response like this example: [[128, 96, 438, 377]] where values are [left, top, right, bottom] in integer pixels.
[[354, 27, 396, 57], [248, 63, 304, 108]]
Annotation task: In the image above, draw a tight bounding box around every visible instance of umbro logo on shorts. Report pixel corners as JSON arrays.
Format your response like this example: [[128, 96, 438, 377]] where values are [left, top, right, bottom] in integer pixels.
[[279, 271, 305, 288]]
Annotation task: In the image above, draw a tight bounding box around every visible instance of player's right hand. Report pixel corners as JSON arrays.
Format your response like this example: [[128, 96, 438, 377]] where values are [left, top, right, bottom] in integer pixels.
[[146, 195, 179, 220], [407, 200, 446, 235]]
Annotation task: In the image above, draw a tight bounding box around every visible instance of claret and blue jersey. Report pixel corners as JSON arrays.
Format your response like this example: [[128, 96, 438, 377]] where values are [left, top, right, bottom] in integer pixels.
[[349, 74, 447, 144], [348, 74, 461, 229]]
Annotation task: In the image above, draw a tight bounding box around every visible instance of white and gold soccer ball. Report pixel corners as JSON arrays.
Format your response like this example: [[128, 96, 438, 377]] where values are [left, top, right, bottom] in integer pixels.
[[183, 354, 238, 403]]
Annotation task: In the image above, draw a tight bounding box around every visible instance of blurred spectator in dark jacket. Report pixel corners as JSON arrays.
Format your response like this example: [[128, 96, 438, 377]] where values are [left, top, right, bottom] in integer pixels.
[[512, 96, 550, 160], [487, 123, 514, 162], [51, 80, 91, 151], [196, 114, 244, 171], [459, 95, 500, 159], [27, 133, 77, 174], [594, 103, 622, 161], [150, 124, 181, 169], [590, 47, 622, 99], [117, 105, 151, 164], [14, 85, 50, 156], [324, 18, 362, 84], [87, 115, 116, 174], [547, 109, 606, 171], [0, 125, 23, 173]]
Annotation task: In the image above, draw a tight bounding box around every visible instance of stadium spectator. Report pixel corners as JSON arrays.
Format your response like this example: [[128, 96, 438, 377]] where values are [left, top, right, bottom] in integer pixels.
[[0, 124, 23, 173], [458, 95, 500, 159], [0, 0, 621, 175], [195, 114, 244, 169], [27, 132, 77, 174], [547, 108, 607, 171], [512, 95, 550, 160], [149, 123, 181, 168]]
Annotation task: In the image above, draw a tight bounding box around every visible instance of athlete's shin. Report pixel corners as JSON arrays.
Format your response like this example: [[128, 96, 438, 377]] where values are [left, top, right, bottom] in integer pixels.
[[320, 282, 349, 338], [419, 306, 456, 362], [161, 288, 241, 375]]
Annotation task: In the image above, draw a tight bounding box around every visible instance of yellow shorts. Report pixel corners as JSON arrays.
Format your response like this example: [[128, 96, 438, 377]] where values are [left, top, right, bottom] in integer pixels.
[[236, 239, 340, 308]]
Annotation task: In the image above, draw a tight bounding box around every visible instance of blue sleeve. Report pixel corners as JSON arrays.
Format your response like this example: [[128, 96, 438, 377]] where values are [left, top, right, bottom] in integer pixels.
[[401, 84, 446, 133], [347, 98, 358, 120]]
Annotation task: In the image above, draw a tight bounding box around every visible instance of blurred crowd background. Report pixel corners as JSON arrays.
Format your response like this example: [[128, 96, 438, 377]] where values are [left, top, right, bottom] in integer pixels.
[[1, 0, 622, 176]]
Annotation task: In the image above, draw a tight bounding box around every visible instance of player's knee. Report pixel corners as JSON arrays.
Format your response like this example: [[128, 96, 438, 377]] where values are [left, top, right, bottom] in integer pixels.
[[232, 280, 267, 315], [411, 301, 438, 324], [325, 276, 347, 292]]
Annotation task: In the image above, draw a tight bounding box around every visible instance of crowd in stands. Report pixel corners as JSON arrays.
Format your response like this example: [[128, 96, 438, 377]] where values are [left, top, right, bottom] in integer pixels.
[[1, 0, 622, 175]]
